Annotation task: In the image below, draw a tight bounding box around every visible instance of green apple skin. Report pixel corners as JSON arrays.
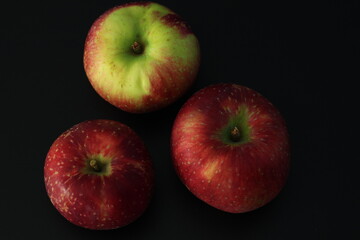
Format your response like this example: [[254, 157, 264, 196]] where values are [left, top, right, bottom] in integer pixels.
[[84, 2, 200, 113]]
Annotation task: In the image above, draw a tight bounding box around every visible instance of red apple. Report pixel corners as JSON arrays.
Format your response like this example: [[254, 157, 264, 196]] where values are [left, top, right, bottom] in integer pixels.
[[171, 84, 290, 213], [44, 120, 154, 229]]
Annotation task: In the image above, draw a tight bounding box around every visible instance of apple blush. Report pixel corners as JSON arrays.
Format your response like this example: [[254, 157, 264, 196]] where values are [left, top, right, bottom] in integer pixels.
[[171, 84, 290, 213], [84, 2, 200, 113], [44, 120, 154, 229]]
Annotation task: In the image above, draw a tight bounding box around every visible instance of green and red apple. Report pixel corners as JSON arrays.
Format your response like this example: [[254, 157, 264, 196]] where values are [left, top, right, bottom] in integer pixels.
[[84, 2, 200, 113], [171, 84, 290, 213], [44, 120, 154, 229]]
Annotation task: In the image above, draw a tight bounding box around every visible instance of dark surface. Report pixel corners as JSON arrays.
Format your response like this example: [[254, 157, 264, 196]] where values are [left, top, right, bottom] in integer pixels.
[[2, 0, 359, 239]]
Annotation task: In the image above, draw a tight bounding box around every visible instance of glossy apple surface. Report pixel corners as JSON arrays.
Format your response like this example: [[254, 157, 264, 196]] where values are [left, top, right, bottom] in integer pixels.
[[171, 84, 290, 213], [44, 119, 154, 229], [84, 2, 200, 113]]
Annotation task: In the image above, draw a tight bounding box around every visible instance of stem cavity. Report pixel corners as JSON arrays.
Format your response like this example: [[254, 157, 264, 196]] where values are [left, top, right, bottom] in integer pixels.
[[131, 41, 143, 54], [89, 159, 101, 172], [230, 126, 241, 142]]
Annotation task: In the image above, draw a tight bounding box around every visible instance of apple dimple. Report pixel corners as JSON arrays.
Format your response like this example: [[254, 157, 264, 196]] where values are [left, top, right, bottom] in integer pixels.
[[82, 156, 112, 176], [229, 126, 241, 142]]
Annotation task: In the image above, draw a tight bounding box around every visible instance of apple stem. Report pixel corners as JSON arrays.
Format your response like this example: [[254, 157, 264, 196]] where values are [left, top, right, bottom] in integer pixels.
[[89, 159, 101, 172], [132, 41, 143, 54], [230, 126, 241, 142]]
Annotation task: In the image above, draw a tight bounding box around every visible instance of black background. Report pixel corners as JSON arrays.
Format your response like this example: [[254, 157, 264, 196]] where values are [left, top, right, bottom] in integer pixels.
[[2, 0, 359, 239]]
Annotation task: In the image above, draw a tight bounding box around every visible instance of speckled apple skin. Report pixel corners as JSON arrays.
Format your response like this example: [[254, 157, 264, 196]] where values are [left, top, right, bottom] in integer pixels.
[[44, 120, 154, 229], [171, 84, 290, 213]]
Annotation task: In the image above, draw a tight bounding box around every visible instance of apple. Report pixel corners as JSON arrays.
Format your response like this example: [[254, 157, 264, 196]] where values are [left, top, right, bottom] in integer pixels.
[[84, 2, 200, 113], [171, 84, 290, 213], [44, 119, 154, 229]]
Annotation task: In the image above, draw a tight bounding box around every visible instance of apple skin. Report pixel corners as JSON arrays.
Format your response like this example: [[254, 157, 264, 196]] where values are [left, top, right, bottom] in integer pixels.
[[171, 84, 290, 213], [84, 2, 200, 113], [44, 120, 154, 230]]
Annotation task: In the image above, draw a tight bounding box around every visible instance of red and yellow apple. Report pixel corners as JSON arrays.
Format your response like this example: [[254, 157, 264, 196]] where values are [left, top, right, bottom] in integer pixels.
[[171, 84, 290, 213], [44, 119, 154, 229], [84, 2, 200, 113]]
